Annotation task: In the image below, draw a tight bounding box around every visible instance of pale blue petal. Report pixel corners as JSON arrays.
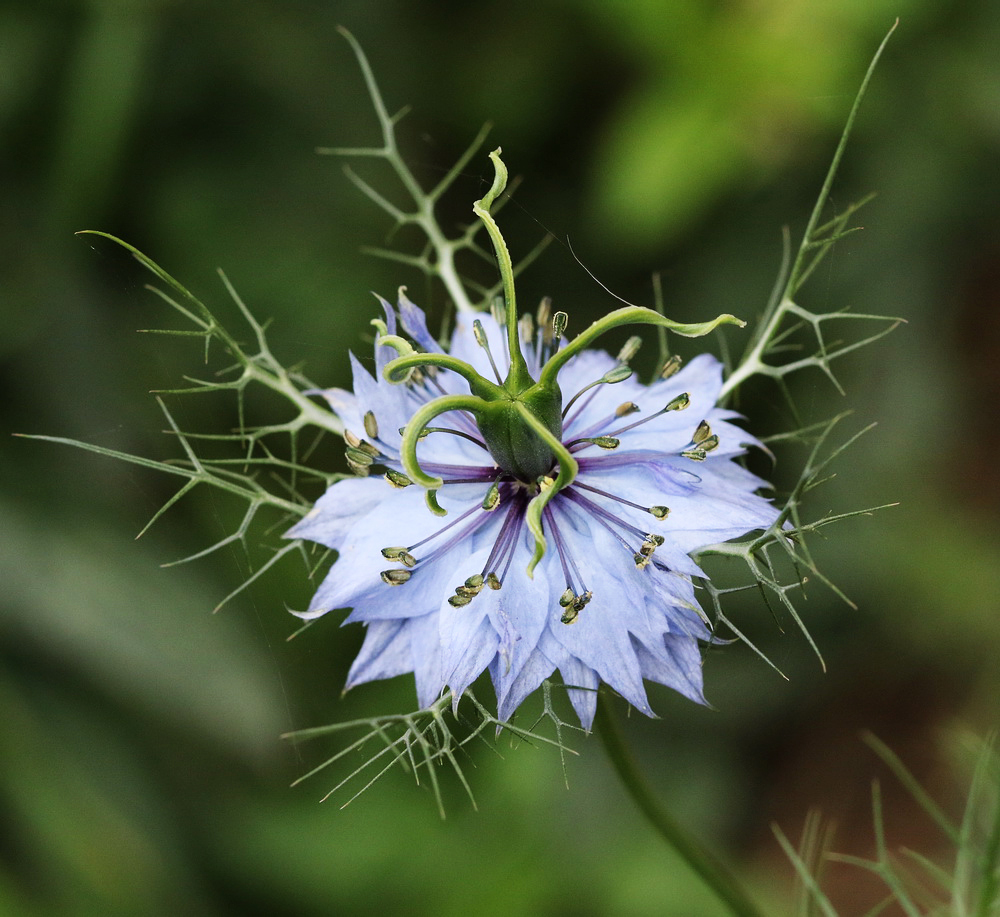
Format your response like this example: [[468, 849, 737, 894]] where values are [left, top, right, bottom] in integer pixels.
[[398, 290, 443, 353], [493, 646, 557, 722], [489, 547, 553, 684], [553, 647, 601, 731], [373, 294, 399, 377], [284, 476, 388, 549], [408, 611, 445, 708], [344, 619, 413, 690], [303, 487, 478, 620], [631, 633, 707, 705], [309, 385, 363, 434]]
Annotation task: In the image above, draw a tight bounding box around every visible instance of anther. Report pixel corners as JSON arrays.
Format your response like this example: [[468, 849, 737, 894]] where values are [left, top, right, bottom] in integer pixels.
[[363, 411, 379, 440], [634, 533, 665, 569], [345, 446, 375, 466], [489, 297, 506, 328], [473, 318, 503, 383], [482, 480, 501, 511], [560, 590, 592, 624], [616, 401, 640, 418], [617, 335, 642, 364], [552, 311, 568, 342], [665, 393, 690, 412], [381, 547, 417, 567], [601, 364, 633, 385], [682, 429, 719, 462], [518, 313, 534, 345], [473, 319, 489, 348], [344, 430, 363, 449], [537, 296, 552, 330], [591, 437, 620, 450], [346, 458, 370, 477], [660, 354, 683, 379], [380, 569, 412, 586], [648, 505, 670, 519], [384, 469, 412, 488], [450, 572, 485, 606]]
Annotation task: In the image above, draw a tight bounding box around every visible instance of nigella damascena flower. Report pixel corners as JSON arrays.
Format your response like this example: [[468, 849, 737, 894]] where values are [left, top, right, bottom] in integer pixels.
[[287, 294, 780, 728], [287, 151, 780, 728]]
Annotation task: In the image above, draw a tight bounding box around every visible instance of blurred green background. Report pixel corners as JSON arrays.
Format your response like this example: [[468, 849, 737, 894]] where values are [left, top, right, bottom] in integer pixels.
[[2, 1, 999, 914]]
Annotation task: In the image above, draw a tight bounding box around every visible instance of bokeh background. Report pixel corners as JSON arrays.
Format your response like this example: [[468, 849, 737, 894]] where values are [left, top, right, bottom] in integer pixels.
[[3, 1, 999, 915]]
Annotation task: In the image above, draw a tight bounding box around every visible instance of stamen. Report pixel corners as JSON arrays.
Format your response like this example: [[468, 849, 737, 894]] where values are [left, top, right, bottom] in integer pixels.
[[346, 458, 370, 477], [633, 533, 665, 570], [363, 411, 379, 440], [616, 401, 640, 418], [380, 546, 417, 567], [692, 420, 712, 444], [380, 569, 412, 586], [681, 422, 720, 461], [480, 493, 525, 586], [681, 434, 719, 462], [659, 354, 683, 379], [567, 436, 620, 452], [601, 392, 691, 438], [482, 480, 501, 511], [544, 504, 592, 624], [489, 297, 506, 329], [345, 446, 375, 466], [560, 590, 592, 625], [536, 297, 553, 364], [562, 363, 633, 421], [564, 488, 660, 562], [616, 335, 642, 364], [537, 297, 552, 332], [449, 572, 486, 607], [402, 501, 491, 565], [384, 469, 412, 488], [419, 426, 490, 451], [473, 318, 504, 384], [519, 313, 533, 347], [552, 311, 568, 342], [572, 481, 669, 519]]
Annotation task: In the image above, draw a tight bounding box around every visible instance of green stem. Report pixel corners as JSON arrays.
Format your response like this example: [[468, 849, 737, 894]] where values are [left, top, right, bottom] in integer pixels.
[[513, 402, 578, 575], [594, 696, 766, 917], [383, 350, 504, 398], [473, 149, 533, 393], [538, 307, 744, 390], [399, 393, 489, 490]]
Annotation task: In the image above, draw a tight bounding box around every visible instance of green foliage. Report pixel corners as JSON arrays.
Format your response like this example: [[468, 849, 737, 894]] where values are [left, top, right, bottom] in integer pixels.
[[776, 734, 1000, 916], [22, 25, 905, 812]]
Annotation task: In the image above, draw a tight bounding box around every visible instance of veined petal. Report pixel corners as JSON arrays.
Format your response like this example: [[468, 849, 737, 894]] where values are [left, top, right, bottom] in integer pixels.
[[344, 618, 413, 690], [397, 290, 443, 354], [631, 633, 707, 705], [285, 476, 388, 549]]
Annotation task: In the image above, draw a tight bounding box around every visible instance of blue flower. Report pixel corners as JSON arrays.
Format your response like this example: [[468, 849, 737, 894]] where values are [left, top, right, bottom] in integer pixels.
[[287, 290, 780, 729]]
